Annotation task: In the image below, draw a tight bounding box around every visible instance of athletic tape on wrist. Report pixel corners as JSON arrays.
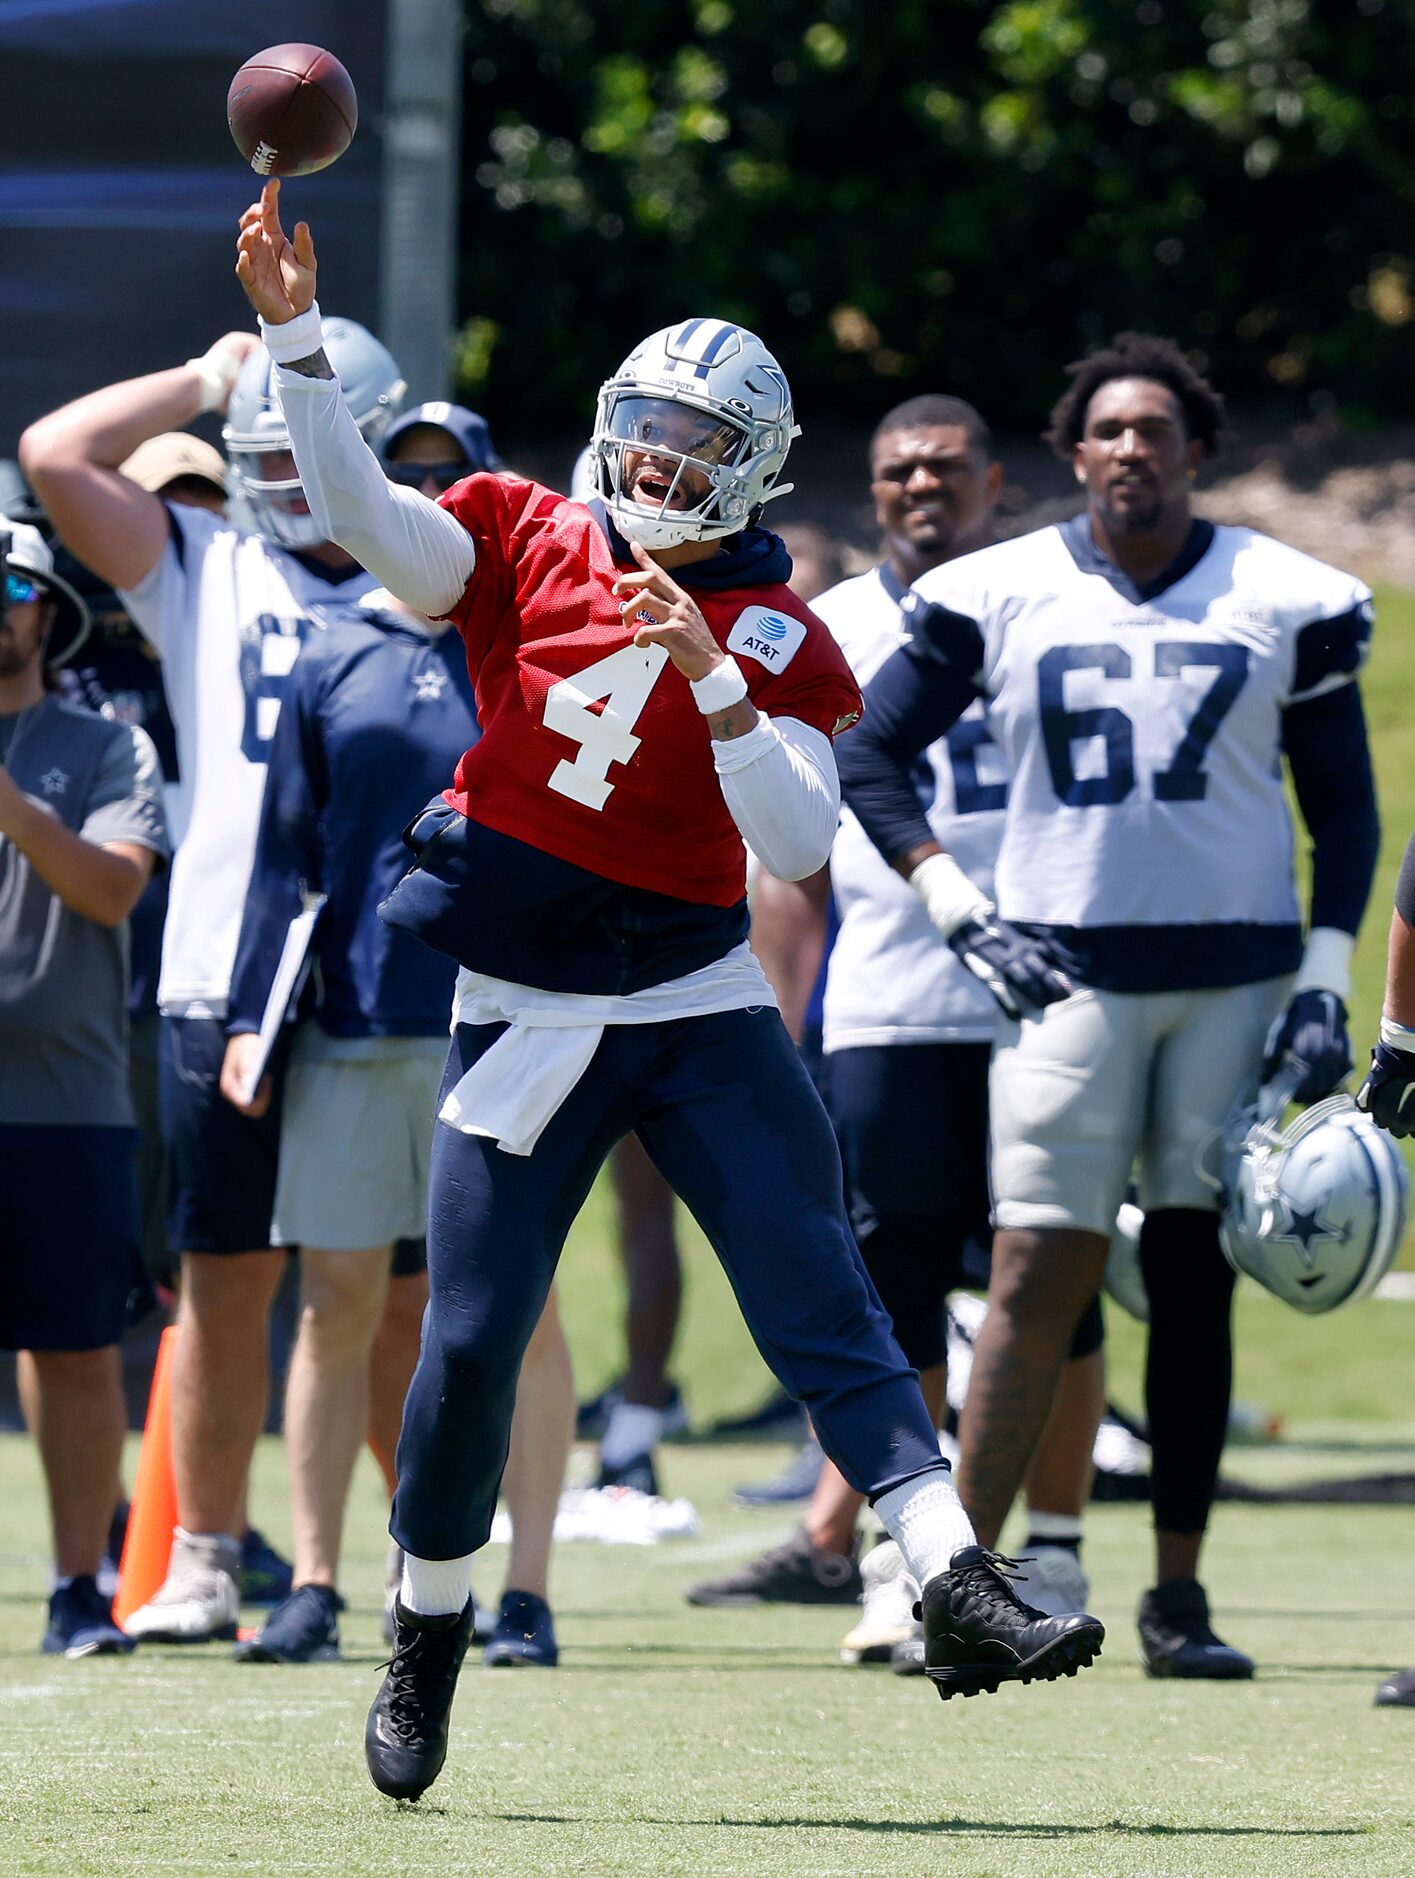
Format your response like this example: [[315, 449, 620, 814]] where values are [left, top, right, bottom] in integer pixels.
[[259, 302, 324, 366], [690, 656, 749, 715], [1292, 925, 1355, 1000], [184, 340, 248, 415], [907, 850, 993, 939], [1379, 1015, 1415, 1052]]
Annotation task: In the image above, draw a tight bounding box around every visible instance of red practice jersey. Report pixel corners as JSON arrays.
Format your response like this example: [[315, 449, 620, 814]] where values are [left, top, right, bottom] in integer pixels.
[[437, 474, 862, 907]]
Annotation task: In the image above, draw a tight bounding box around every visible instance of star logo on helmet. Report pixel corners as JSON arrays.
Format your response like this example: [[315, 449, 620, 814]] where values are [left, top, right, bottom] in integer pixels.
[[1275, 1204, 1346, 1269]]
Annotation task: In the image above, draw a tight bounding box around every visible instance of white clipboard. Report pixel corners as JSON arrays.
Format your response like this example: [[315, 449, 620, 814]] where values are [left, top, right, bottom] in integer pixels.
[[239, 891, 327, 1105]]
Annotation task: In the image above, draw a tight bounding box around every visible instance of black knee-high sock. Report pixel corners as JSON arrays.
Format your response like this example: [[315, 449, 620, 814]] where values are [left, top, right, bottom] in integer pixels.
[[1139, 1208, 1236, 1541]]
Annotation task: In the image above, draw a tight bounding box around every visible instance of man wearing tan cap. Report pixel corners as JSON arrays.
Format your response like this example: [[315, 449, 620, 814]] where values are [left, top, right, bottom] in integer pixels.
[[119, 434, 227, 513]]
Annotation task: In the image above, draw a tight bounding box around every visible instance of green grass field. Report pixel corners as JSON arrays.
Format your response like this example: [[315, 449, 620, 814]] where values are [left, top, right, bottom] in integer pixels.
[[4, 582, 1415, 1875]]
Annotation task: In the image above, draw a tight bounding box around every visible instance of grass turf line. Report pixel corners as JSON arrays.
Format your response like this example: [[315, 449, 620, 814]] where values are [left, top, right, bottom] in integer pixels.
[[2, 1432, 1414, 1877]]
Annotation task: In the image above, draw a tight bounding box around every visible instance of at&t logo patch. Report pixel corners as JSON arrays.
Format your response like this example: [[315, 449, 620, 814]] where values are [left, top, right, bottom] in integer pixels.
[[726, 605, 806, 671]]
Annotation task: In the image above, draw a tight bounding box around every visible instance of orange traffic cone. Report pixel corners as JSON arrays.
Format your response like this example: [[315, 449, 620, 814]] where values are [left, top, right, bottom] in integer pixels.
[[114, 1323, 180, 1627]]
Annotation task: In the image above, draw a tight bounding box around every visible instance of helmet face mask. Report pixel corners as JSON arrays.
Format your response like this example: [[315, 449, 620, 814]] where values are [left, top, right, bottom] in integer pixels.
[[223, 317, 407, 549], [1212, 1093, 1409, 1314], [589, 320, 799, 550]]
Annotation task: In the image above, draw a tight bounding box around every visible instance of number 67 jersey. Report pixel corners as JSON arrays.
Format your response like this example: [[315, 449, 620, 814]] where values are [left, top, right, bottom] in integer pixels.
[[434, 473, 861, 907], [908, 516, 1373, 992]]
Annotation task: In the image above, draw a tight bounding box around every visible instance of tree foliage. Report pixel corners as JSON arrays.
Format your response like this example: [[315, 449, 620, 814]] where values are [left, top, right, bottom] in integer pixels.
[[455, 0, 1415, 441]]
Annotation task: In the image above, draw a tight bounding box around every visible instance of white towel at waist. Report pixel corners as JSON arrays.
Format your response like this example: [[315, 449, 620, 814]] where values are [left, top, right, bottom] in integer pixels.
[[439, 942, 778, 1155]]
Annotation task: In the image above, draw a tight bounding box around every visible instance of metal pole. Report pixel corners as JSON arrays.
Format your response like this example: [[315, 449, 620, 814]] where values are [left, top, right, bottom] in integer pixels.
[[378, 0, 462, 400]]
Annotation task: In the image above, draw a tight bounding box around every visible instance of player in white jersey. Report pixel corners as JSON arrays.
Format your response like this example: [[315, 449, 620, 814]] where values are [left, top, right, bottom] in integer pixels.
[[690, 399, 1105, 1649], [21, 320, 406, 1641], [840, 334, 1380, 1678]]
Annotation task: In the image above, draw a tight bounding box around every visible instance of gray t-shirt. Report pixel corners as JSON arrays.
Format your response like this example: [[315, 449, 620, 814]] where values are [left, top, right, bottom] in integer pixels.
[[0, 696, 168, 1126]]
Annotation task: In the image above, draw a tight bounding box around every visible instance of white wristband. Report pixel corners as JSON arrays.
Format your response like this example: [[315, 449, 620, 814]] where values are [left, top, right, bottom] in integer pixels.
[[1292, 925, 1355, 1000], [907, 850, 993, 939], [259, 301, 324, 366], [1380, 1015, 1415, 1051], [184, 335, 254, 415], [690, 656, 749, 716]]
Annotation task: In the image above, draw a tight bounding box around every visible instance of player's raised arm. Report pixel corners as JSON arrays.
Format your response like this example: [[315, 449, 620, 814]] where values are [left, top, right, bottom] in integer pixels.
[[20, 334, 258, 592], [235, 182, 474, 618]]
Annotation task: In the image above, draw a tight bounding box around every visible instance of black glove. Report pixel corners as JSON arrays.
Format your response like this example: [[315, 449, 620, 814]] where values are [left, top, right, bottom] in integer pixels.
[[1260, 988, 1352, 1104], [1356, 1041, 1415, 1137], [947, 915, 1072, 1020]]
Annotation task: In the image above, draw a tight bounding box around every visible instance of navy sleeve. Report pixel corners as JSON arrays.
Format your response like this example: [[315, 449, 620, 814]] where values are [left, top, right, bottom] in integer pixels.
[[1289, 601, 1373, 702], [836, 597, 986, 867], [227, 651, 331, 1034], [1281, 680, 1379, 937]]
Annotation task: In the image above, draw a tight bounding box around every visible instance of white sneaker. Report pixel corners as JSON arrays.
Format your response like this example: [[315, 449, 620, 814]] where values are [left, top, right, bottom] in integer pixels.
[[123, 1529, 241, 1642], [839, 1539, 919, 1664], [1010, 1544, 1090, 1618]]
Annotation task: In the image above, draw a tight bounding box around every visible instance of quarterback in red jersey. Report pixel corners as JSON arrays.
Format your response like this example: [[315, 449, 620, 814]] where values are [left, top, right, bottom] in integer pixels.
[[236, 182, 1102, 1805]]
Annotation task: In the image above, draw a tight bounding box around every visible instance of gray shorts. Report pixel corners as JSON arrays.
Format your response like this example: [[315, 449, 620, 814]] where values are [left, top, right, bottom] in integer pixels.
[[272, 1033, 449, 1251], [989, 978, 1289, 1237]]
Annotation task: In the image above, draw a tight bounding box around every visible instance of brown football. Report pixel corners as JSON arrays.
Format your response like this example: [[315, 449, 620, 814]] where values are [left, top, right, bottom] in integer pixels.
[[227, 44, 357, 178]]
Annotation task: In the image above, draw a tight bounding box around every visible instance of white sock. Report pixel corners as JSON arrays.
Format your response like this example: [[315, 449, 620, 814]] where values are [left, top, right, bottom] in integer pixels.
[[873, 1471, 976, 1589], [600, 1402, 665, 1471], [1023, 1510, 1083, 1546], [400, 1552, 474, 1616]]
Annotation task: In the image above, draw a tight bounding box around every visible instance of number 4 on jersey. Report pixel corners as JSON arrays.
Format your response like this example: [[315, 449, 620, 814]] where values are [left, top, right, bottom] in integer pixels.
[[544, 642, 669, 810]]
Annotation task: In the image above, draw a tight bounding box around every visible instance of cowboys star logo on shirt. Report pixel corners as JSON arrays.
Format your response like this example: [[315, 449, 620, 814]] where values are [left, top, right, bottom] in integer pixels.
[[412, 670, 448, 704], [39, 767, 70, 798]]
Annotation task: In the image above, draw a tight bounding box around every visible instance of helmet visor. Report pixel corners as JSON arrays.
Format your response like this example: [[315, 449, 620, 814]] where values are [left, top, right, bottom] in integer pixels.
[[606, 395, 747, 468]]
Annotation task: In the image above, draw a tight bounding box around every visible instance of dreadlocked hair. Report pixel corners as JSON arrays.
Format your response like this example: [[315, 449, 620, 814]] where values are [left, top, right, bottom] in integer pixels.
[[1045, 332, 1227, 461]]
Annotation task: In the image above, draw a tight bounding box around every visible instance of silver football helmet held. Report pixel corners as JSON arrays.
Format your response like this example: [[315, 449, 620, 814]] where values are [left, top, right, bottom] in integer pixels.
[[588, 319, 799, 550], [1214, 1090, 1408, 1314], [223, 317, 406, 548]]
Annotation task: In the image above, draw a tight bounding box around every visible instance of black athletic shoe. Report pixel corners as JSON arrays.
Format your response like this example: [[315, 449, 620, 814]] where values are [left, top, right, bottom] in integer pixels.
[[240, 1528, 295, 1607], [42, 1576, 135, 1659], [686, 1526, 861, 1607], [1375, 1666, 1415, 1707], [484, 1590, 559, 1668], [233, 1583, 343, 1664], [365, 1600, 474, 1801], [921, 1546, 1104, 1700], [1137, 1580, 1254, 1679], [596, 1451, 660, 1497]]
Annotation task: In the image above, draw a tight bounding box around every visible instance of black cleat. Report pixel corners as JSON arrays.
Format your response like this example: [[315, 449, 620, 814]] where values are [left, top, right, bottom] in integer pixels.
[[921, 1546, 1104, 1700], [686, 1525, 861, 1607], [596, 1451, 660, 1498], [1137, 1579, 1254, 1680], [365, 1600, 474, 1801], [1375, 1666, 1415, 1707]]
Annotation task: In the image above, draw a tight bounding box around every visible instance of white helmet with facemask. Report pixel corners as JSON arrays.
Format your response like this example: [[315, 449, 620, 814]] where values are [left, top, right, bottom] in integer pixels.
[[588, 319, 799, 550], [223, 317, 406, 548]]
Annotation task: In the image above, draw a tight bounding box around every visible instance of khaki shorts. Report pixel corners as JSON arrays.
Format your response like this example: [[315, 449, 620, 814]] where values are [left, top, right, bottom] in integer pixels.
[[273, 1033, 449, 1251], [989, 978, 1289, 1237]]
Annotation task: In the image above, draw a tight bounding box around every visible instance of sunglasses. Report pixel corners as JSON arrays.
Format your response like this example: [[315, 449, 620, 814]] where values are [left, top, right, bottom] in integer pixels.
[[385, 461, 471, 493], [3, 573, 41, 607]]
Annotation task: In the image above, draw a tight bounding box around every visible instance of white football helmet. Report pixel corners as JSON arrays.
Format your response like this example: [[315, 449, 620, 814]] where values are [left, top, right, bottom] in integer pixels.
[[588, 319, 799, 549], [223, 317, 406, 548], [1213, 1091, 1408, 1314]]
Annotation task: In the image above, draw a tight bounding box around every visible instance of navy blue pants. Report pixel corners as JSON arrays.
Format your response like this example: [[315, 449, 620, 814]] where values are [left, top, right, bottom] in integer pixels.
[[392, 1007, 946, 1560]]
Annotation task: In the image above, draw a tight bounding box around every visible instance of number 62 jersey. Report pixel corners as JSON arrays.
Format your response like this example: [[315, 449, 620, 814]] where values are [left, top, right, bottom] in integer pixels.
[[902, 516, 1373, 992], [434, 473, 861, 908]]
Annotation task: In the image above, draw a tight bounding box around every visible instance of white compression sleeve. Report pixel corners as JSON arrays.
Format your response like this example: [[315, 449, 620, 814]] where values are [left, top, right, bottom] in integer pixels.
[[715, 715, 840, 883], [273, 363, 475, 618]]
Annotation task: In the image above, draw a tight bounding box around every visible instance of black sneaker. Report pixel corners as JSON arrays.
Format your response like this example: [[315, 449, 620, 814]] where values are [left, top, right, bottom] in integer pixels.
[[596, 1452, 660, 1497], [240, 1528, 294, 1606], [366, 1600, 475, 1801], [1137, 1580, 1254, 1680], [686, 1526, 861, 1607], [484, 1590, 559, 1668], [731, 1438, 825, 1508], [921, 1546, 1104, 1700], [42, 1576, 135, 1659], [1375, 1666, 1415, 1707], [233, 1584, 344, 1664]]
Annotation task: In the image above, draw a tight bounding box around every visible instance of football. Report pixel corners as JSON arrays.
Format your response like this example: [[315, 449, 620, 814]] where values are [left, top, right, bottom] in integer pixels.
[[227, 44, 357, 178]]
